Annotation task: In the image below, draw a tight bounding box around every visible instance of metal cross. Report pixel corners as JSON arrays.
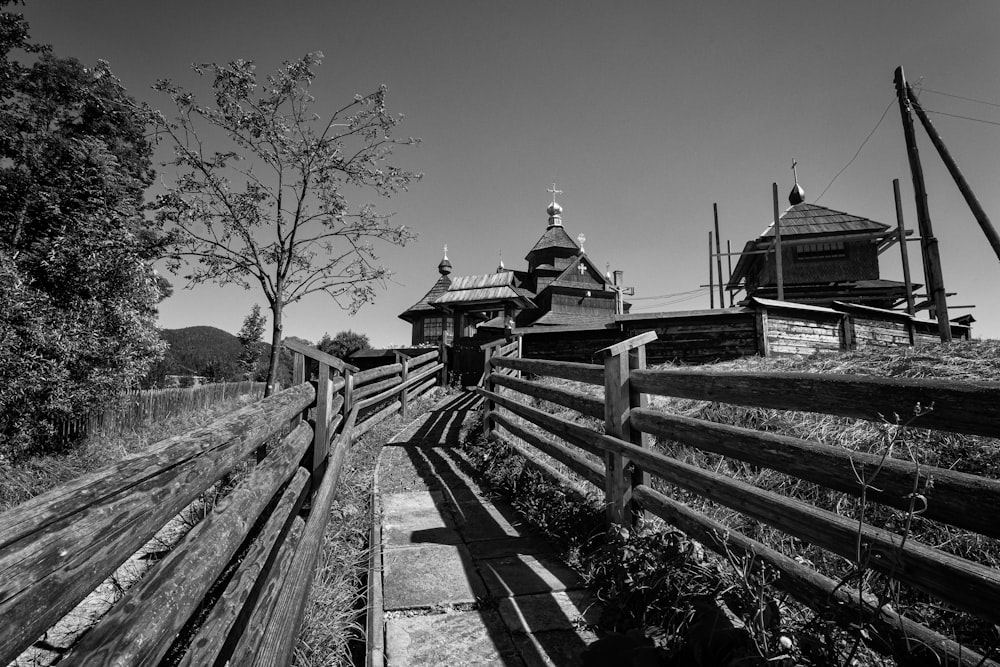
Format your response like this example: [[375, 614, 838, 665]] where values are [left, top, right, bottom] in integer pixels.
[[791, 159, 799, 184], [547, 182, 563, 204]]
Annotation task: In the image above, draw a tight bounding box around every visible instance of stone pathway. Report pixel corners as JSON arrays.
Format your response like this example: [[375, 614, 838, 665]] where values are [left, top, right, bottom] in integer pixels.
[[374, 391, 602, 666]]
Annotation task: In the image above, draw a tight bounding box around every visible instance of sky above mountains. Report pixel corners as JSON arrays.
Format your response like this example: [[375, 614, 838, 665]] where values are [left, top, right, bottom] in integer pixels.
[[21, 1, 1000, 344]]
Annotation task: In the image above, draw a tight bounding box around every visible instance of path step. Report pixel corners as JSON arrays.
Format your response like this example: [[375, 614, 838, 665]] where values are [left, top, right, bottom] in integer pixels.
[[374, 392, 601, 666]]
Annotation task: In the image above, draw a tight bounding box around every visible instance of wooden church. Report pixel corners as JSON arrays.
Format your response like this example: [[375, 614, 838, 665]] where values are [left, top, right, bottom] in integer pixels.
[[399, 189, 627, 346], [726, 178, 915, 309]]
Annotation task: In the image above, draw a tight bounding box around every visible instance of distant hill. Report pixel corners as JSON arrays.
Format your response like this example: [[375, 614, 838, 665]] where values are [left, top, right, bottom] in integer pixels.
[[144, 326, 289, 387], [160, 326, 243, 375]]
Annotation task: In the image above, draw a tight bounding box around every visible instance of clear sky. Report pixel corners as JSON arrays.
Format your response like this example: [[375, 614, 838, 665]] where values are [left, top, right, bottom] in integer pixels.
[[19, 1, 1000, 345]]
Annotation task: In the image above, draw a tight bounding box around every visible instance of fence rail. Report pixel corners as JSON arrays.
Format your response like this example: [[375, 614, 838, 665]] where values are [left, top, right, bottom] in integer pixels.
[[479, 332, 1000, 667], [0, 342, 441, 665]]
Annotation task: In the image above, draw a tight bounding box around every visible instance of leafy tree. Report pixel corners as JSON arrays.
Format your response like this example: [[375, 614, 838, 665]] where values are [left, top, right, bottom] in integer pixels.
[[151, 53, 420, 396], [318, 330, 371, 361], [0, 5, 166, 458], [237, 304, 267, 380]]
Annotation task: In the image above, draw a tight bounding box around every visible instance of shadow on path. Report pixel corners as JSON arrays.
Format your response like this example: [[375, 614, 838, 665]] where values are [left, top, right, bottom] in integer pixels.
[[379, 390, 597, 666]]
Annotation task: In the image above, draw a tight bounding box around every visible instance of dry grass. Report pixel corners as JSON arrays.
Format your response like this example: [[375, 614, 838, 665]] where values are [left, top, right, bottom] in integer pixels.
[[0, 392, 263, 514]]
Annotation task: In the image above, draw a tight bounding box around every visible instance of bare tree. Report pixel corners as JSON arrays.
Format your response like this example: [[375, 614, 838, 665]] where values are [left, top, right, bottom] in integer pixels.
[[151, 52, 419, 395]]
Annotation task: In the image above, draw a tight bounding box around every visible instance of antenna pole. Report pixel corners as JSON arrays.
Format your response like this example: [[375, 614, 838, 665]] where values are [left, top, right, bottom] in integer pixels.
[[894, 66, 951, 341], [726, 240, 735, 306], [906, 83, 1000, 262], [714, 203, 725, 308]]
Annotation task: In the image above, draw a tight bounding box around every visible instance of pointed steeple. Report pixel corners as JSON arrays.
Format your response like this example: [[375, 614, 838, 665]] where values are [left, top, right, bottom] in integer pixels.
[[496, 250, 505, 273]]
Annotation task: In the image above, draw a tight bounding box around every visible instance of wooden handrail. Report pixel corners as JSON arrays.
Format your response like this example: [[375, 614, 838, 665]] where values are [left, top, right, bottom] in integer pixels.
[[283, 338, 359, 373]]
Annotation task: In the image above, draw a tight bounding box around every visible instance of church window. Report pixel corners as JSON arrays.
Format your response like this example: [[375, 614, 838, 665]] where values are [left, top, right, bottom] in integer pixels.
[[421, 316, 452, 344], [795, 242, 847, 261]]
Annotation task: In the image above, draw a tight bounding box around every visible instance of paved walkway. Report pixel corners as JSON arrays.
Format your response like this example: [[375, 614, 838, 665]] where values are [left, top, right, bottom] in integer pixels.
[[374, 391, 602, 666]]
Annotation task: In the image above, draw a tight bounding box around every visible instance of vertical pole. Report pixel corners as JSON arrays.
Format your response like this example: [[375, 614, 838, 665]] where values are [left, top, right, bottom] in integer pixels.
[[341, 368, 354, 446], [628, 345, 650, 527], [894, 179, 916, 316], [894, 66, 951, 341], [313, 362, 331, 485], [708, 231, 715, 309], [603, 348, 631, 528], [773, 183, 784, 301], [483, 345, 495, 437], [714, 203, 725, 308], [438, 333, 449, 386], [396, 352, 410, 420], [727, 240, 735, 307]]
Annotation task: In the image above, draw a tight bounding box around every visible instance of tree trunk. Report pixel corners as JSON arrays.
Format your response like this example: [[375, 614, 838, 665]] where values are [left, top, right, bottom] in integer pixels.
[[264, 301, 283, 397]]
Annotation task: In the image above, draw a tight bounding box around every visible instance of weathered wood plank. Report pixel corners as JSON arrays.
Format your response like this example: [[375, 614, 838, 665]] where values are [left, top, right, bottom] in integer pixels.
[[62, 423, 313, 665], [283, 338, 358, 373], [603, 347, 631, 526], [0, 383, 315, 665], [490, 373, 604, 419], [595, 331, 658, 359], [355, 401, 402, 440], [253, 424, 355, 664], [354, 363, 403, 386], [478, 388, 1000, 623], [177, 469, 310, 667], [353, 375, 404, 402], [406, 377, 437, 403], [491, 357, 604, 385], [632, 486, 995, 667], [630, 408, 1000, 539], [227, 516, 306, 665], [629, 368, 1000, 439], [406, 349, 439, 367]]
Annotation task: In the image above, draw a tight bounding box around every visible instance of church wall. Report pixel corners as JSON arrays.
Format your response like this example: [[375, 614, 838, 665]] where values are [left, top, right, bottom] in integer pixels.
[[550, 291, 616, 317], [753, 240, 879, 289]]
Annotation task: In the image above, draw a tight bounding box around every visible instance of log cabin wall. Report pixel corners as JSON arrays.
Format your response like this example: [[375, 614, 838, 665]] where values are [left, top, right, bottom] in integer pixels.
[[621, 311, 759, 365]]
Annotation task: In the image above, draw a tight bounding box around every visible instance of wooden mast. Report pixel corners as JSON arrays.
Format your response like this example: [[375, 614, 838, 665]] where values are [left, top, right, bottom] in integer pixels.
[[772, 183, 784, 301], [894, 66, 951, 341], [714, 204, 725, 308], [905, 82, 1000, 263], [708, 231, 715, 309], [893, 179, 916, 316]]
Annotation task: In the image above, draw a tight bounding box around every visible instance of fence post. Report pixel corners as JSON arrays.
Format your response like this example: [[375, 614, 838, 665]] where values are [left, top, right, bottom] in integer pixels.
[[597, 331, 657, 529], [395, 351, 410, 420], [439, 334, 449, 386], [483, 344, 496, 437], [342, 368, 354, 447], [312, 361, 331, 487]]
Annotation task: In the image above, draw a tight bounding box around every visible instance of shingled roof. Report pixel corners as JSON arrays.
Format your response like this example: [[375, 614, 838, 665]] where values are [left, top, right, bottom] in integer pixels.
[[398, 274, 451, 322], [525, 225, 579, 259], [759, 202, 888, 237]]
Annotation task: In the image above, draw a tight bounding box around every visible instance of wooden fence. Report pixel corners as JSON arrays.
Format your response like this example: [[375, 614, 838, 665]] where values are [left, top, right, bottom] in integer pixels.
[[52, 381, 267, 445], [0, 340, 443, 665], [476, 331, 1000, 666]]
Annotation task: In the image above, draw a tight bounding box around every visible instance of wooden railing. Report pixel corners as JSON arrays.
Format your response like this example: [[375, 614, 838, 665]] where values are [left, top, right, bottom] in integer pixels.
[[0, 340, 442, 665], [476, 332, 1000, 667]]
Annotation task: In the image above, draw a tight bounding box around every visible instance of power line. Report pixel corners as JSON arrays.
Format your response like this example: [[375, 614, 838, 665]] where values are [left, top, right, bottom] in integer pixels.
[[814, 97, 895, 204], [918, 87, 1000, 110], [923, 108, 1000, 128], [629, 287, 705, 301]]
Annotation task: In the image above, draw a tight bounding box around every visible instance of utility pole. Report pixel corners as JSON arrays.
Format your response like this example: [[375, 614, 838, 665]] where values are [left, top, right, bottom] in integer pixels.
[[906, 82, 1000, 263], [726, 240, 734, 307], [893, 179, 916, 316], [708, 231, 715, 309], [714, 204, 724, 308], [772, 183, 784, 301], [894, 66, 951, 341]]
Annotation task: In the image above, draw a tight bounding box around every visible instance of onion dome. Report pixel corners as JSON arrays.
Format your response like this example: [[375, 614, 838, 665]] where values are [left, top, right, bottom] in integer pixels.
[[546, 182, 564, 227], [789, 159, 805, 205], [438, 245, 452, 275]]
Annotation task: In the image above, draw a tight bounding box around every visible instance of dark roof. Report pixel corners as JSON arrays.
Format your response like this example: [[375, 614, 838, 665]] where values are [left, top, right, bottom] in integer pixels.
[[399, 274, 451, 322], [433, 271, 536, 309], [760, 202, 889, 237], [525, 225, 580, 259], [520, 311, 615, 328]]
